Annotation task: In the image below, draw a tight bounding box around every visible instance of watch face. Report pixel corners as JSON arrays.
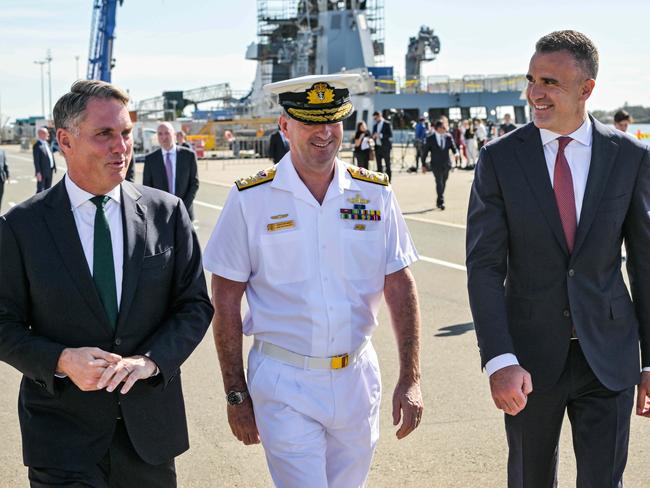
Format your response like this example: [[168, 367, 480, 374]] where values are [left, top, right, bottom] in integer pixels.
[[227, 391, 245, 405]]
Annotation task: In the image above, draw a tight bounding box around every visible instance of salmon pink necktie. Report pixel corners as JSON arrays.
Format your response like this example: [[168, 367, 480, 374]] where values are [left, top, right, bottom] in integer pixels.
[[553, 136, 576, 252]]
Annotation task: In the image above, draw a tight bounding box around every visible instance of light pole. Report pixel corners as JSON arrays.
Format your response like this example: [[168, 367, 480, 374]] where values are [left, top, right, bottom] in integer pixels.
[[46, 49, 53, 121], [34, 59, 46, 118], [75, 55, 80, 80]]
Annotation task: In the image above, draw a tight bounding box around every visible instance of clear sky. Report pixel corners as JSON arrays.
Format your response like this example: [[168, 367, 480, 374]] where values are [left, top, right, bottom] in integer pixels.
[[1, 0, 649, 121]]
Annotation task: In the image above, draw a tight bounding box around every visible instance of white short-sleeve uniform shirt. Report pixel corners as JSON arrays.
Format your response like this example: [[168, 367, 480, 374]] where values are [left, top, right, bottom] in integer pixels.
[[204, 155, 418, 358]]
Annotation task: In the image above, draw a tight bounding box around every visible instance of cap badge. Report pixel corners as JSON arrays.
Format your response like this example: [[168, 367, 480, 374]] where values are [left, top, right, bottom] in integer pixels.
[[307, 83, 335, 105]]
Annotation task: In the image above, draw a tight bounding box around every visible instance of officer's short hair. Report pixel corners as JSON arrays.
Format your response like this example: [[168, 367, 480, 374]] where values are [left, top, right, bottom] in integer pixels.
[[434, 120, 445, 130], [54, 80, 130, 132], [535, 30, 599, 80]]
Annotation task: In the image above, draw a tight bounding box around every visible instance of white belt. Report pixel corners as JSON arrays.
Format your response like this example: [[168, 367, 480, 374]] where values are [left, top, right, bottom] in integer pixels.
[[253, 338, 370, 370]]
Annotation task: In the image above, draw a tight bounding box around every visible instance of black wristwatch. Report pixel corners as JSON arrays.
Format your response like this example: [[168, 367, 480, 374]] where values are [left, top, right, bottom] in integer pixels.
[[226, 390, 249, 406]]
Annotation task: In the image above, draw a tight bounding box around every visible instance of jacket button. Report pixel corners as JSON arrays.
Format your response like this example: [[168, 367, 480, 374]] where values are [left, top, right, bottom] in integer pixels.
[[568, 269, 575, 277], [114, 338, 122, 346], [563, 310, 571, 318]]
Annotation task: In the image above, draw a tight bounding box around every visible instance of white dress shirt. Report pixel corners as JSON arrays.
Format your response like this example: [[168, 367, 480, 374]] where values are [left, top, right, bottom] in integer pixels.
[[162, 144, 177, 195], [64, 175, 124, 307], [375, 120, 384, 146], [203, 156, 418, 358], [43, 141, 55, 168]]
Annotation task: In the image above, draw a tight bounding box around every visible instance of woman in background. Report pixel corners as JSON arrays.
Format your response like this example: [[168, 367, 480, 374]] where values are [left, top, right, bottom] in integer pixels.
[[353, 120, 372, 169]]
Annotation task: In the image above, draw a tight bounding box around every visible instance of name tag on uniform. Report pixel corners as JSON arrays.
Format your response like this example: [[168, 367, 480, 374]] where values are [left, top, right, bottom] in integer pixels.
[[267, 220, 295, 232]]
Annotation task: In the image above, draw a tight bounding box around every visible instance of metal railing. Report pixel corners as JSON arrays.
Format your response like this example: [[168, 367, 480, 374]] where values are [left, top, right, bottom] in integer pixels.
[[373, 74, 527, 95]]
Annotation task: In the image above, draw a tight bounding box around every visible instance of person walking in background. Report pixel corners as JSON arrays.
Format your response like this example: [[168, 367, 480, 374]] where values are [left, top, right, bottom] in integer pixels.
[[451, 121, 464, 168], [205, 74, 423, 488], [33, 126, 56, 193], [412, 115, 427, 172], [463, 119, 478, 167], [372, 110, 393, 180], [499, 113, 517, 135], [0, 149, 9, 211], [268, 124, 289, 163], [466, 30, 650, 487], [353, 120, 372, 169], [613, 109, 633, 134], [176, 130, 193, 150], [423, 119, 458, 210], [0, 79, 213, 488], [143, 122, 199, 220], [475, 118, 487, 150]]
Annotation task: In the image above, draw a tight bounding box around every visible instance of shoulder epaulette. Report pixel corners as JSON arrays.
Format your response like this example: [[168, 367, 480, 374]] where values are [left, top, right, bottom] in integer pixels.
[[346, 166, 389, 186], [235, 167, 276, 191]]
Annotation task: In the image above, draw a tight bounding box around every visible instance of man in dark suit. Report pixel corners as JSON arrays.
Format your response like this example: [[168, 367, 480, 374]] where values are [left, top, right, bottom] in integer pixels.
[[268, 125, 289, 163], [143, 122, 199, 220], [423, 119, 458, 210], [0, 148, 8, 211], [176, 130, 193, 150], [372, 111, 393, 180], [0, 80, 213, 487], [33, 126, 57, 193], [466, 30, 650, 487]]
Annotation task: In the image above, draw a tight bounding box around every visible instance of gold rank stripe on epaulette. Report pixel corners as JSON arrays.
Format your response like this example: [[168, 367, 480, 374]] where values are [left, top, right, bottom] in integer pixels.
[[235, 167, 277, 191], [346, 166, 390, 186]]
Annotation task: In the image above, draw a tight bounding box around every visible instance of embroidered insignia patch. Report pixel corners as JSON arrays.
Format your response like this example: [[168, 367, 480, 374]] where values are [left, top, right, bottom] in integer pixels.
[[306, 83, 335, 105]]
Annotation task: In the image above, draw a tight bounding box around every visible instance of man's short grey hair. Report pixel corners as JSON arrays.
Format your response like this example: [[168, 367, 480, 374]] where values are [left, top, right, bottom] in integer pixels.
[[535, 30, 599, 79], [53, 80, 130, 132]]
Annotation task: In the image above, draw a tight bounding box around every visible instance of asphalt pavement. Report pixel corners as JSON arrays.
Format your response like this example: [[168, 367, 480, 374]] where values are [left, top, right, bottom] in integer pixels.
[[0, 144, 648, 487]]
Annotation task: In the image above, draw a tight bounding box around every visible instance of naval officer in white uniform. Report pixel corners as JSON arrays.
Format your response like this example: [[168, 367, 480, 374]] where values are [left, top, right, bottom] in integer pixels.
[[204, 74, 424, 488]]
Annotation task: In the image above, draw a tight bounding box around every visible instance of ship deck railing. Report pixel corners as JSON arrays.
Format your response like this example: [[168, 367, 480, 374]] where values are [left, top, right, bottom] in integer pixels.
[[372, 74, 527, 95]]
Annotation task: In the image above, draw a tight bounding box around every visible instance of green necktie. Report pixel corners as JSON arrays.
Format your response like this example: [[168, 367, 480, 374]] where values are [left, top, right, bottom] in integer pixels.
[[90, 195, 118, 329]]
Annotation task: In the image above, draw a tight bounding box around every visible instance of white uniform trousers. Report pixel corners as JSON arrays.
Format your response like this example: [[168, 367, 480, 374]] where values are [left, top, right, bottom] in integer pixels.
[[247, 342, 382, 488]]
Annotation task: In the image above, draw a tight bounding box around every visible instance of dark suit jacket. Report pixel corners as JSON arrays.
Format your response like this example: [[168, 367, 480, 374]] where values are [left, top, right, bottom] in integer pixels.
[[269, 131, 289, 164], [32, 139, 56, 178], [142, 146, 199, 220], [466, 117, 650, 392], [423, 132, 457, 168], [0, 180, 213, 469], [372, 120, 393, 150]]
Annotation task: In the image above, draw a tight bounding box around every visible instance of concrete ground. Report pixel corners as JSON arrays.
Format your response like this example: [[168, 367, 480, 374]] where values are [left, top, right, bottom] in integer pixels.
[[0, 144, 648, 487]]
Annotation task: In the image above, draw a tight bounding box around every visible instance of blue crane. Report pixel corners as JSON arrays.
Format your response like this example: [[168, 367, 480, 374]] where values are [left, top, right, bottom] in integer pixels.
[[87, 0, 124, 82]]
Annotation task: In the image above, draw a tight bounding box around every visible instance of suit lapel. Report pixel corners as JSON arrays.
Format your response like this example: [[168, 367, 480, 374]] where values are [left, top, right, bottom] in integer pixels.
[[515, 124, 570, 255], [116, 182, 146, 331], [157, 149, 171, 193], [43, 181, 114, 333], [571, 118, 619, 258]]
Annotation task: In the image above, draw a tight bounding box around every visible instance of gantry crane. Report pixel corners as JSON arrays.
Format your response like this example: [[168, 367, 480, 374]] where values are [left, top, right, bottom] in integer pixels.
[[87, 0, 123, 81]]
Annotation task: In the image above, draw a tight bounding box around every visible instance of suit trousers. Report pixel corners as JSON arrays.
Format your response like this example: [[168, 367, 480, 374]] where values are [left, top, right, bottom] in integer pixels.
[[0, 181, 4, 210], [28, 419, 177, 488], [247, 343, 381, 488], [414, 140, 424, 169], [36, 173, 53, 193], [431, 165, 450, 206], [505, 341, 634, 488], [375, 145, 392, 180]]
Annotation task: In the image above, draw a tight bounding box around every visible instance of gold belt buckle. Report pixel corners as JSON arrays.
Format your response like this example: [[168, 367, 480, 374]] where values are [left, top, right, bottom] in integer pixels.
[[330, 353, 350, 369]]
